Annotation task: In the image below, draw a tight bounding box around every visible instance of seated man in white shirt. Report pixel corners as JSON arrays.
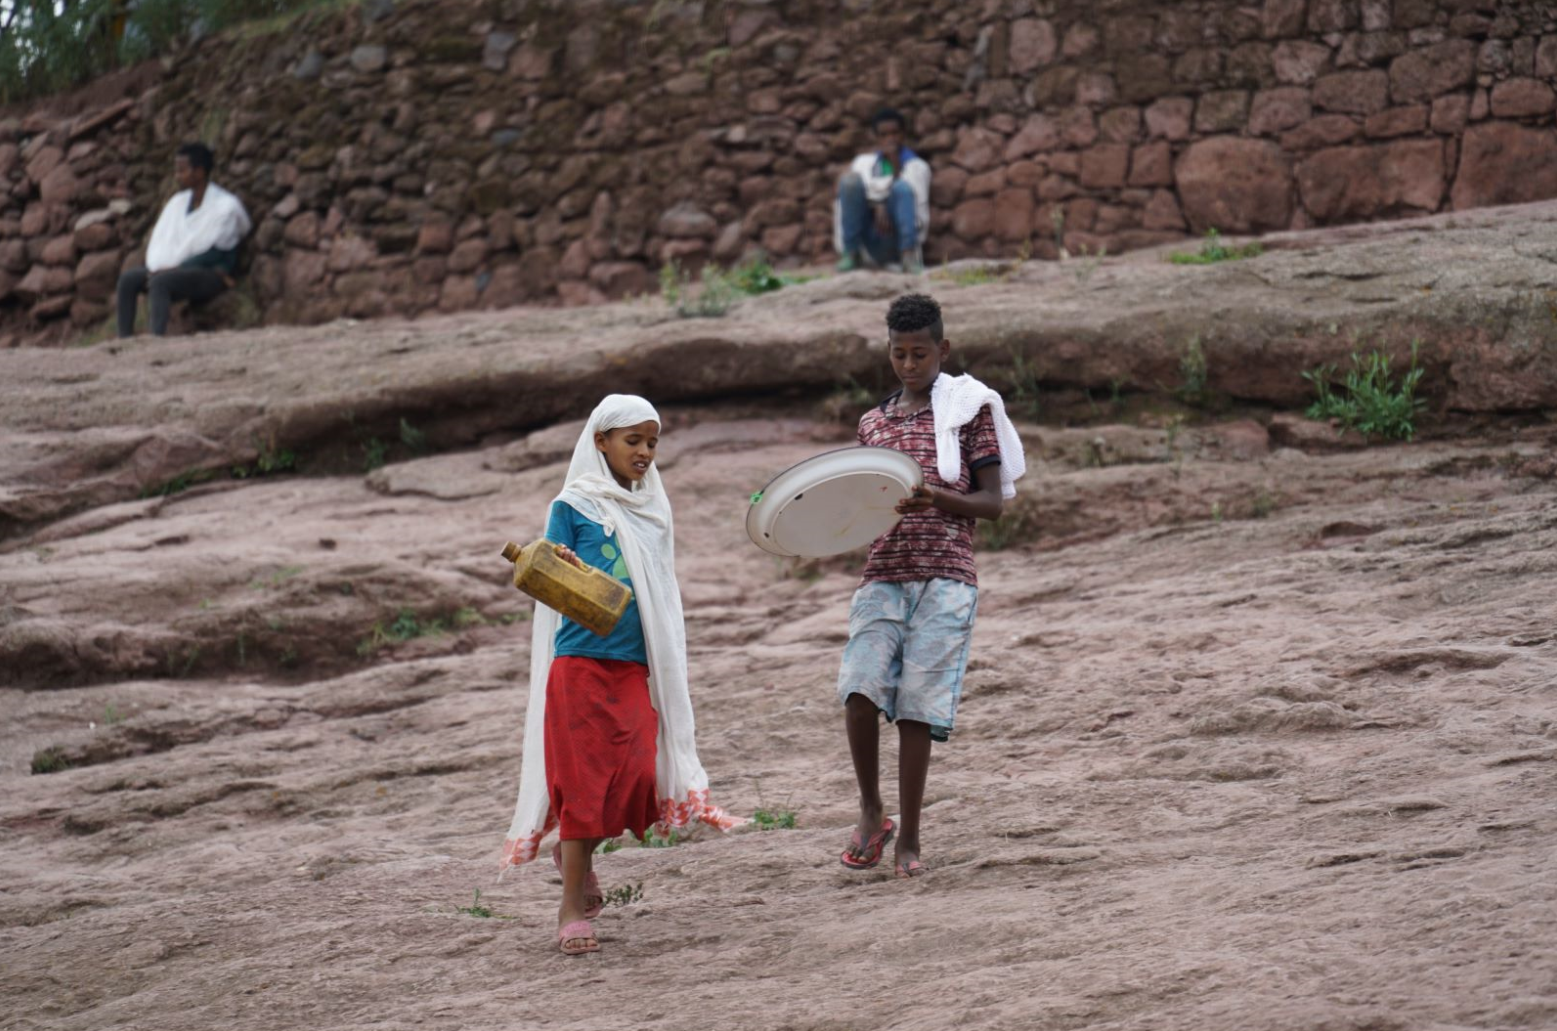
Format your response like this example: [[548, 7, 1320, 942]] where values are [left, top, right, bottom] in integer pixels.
[[833, 108, 931, 275], [116, 142, 252, 337]]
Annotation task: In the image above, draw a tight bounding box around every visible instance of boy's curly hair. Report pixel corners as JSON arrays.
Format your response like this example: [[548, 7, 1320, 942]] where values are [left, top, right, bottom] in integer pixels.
[[886, 293, 944, 342]]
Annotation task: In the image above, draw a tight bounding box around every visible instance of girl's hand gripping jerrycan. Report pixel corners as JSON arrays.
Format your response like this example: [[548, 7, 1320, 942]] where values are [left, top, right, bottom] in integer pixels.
[[500, 539, 632, 637]]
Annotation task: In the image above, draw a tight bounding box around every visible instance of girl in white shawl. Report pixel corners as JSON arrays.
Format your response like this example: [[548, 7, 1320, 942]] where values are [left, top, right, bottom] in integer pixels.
[[502, 395, 739, 955]]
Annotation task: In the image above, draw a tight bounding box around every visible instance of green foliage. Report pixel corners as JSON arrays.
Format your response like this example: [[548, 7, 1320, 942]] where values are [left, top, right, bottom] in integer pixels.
[[139, 468, 218, 498], [1, 0, 341, 102], [454, 889, 494, 918], [452, 607, 487, 629], [637, 828, 683, 848], [1177, 336, 1209, 406], [30, 746, 71, 775], [1251, 488, 1277, 519], [1303, 343, 1426, 441], [729, 258, 785, 295], [361, 437, 388, 472], [977, 500, 1042, 551], [1168, 228, 1264, 265], [102, 703, 124, 725], [232, 442, 298, 479], [660, 260, 740, 318], [752, 808, 798, 831], [594, 838, 624, 855], [602, 882, 644, 907], [356, 608, 448, 656], [999, 343, 1042, 420], [398, 418, 428, 455]]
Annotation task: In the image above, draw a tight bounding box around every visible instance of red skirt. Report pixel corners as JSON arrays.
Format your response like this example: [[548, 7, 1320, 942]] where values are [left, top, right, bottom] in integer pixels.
[[544, 656, 659, 841]]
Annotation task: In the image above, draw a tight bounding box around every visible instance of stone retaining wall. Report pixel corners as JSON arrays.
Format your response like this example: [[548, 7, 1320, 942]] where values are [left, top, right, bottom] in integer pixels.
[[3, 0, 1557, 344]]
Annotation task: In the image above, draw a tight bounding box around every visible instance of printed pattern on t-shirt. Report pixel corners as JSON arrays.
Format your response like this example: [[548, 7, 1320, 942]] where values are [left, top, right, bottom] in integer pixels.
[[857, 396, 1001, 587], [544, 500, 647, 663]]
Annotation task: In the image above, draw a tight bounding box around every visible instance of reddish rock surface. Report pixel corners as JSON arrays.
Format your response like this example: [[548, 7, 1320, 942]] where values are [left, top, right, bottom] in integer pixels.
[[4, 203, 1557, 1031], [1175, 137, 1293, 233], [1451, 123, 1557, 210]]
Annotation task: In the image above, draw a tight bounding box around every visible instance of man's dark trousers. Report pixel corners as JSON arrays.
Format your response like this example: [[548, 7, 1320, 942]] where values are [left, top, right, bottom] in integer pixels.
[[116, 267, 227, 337]]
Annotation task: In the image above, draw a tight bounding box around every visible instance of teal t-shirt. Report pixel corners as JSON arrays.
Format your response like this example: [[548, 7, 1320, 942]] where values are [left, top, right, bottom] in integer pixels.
[[545, 500, 647, 664]]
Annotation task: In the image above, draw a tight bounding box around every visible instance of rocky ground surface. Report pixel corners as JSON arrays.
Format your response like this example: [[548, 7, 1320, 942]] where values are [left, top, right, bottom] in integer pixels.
[[3, 206, 1556, 1030]]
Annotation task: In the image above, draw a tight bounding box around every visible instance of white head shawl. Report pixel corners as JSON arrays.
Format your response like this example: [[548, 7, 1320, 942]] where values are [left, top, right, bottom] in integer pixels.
[[502, 395, 741, 870], [145, 183, 253, 273]]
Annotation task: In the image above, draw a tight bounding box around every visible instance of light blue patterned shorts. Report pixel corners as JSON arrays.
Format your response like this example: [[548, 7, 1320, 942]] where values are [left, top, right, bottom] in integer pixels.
[[837, 578, 979, 742]]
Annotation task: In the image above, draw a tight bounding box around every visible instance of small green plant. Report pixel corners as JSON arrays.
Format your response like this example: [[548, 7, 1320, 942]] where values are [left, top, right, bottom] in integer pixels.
[[399, 418, 428, 455], [1071, 244, 1107, 285], [1001, 343, 1042, 420], [1251, 488, 1277, 519], [752, 808, 798, 830], [730, 257, 785, 296], [361, 438, 388, 473], [496, 610, 530, 625], [603, 882, 645, 907], [1168, 228, 1264, 265], [102, 703, 123, 726], [139, 468, 218, 498], [660, 260, 741, 318], [1177, 336, 1209, 406], [31, 746, 71, 775], [594, 838, 625, 855], [1210, 500, 1224, 523], [356, 608, 449, 656], [1303, 342, 1426, 441], [638, 828, 683, 848], [977, 501, 1043, 551], [455, 889, 494, 918], [453, 607, 488, 629]]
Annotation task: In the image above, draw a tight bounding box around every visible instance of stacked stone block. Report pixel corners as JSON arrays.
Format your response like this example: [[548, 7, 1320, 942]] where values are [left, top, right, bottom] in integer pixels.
[[0, 0, 1555, 345]]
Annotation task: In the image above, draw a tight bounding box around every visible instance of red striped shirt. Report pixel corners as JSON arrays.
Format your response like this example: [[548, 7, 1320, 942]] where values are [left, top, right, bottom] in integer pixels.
[[857, 395, 1001, 587]]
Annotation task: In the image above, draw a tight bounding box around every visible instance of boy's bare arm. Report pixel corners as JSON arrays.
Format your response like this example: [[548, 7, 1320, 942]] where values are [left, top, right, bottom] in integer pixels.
[[896, 464, 1004, 521]]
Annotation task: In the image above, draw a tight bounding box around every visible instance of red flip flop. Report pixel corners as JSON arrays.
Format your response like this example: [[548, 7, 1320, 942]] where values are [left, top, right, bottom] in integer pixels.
[[840, 818, 895, 870]]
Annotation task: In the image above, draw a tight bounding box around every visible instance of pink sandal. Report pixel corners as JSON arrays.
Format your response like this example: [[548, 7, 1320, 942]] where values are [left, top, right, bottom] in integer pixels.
[[551, 843, 604, 919], [895, 859, 927, 879], [558, 920, 599, 956]]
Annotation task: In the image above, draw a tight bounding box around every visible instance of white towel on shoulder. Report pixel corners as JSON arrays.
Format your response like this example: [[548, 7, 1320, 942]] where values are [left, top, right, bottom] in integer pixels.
[[929, 372, 1027, 500]]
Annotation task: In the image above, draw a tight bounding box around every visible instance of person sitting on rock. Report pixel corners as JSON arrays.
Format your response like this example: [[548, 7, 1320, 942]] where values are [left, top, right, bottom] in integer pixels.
[[116, 142, 252, 338], [834, 107, 931, 275]]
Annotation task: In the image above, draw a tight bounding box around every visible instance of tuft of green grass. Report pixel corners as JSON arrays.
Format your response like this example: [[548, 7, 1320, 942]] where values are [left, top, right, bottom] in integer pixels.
[[752, 808, 798, 831], [454, 889, 511, 919], [594, 838, 625, 855], [139, 468, 218, 498], [356, 608, 448, 656], [977, 500, 1043, 551], [31, 747, 71, 775], [361, 437, 388, 473], [660, 260, 740, 318], [602, 882, 644, 907], [1302, 342, 1426, 441], [102, 703, 124, 726], [1177, 335, 1209, 406], [1168, 228, 1264, 265], [1251, 488, 1277, 519], [399, 418, 428, 455], [452, 607, 487, 629], [999, 343, 1043, 420]]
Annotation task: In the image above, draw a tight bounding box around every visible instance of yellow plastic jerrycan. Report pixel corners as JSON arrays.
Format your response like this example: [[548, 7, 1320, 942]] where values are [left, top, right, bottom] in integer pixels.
[[500, 539, 632, 638]]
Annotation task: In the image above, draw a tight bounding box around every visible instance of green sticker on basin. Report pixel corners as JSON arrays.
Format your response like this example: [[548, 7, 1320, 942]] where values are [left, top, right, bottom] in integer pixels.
[[750, 490, 764, 504]]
